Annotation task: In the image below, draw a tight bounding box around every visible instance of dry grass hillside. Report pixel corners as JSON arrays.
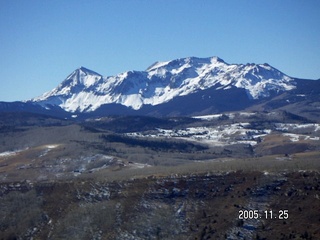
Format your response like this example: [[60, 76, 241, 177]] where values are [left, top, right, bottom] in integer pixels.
[[0, 111, 319, 239]]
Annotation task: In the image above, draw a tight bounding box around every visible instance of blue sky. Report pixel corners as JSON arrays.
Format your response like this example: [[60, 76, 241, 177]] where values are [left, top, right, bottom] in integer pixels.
[[1, 0, 319, 101]]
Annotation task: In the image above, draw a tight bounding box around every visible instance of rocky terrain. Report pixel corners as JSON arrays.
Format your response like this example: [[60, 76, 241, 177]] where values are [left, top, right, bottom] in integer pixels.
[[0, 171, 319, 239], [0, 110, 319, 239]]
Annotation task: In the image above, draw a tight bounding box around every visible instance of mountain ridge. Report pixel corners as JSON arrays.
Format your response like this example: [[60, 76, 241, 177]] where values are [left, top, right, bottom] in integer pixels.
[[30, 56, 297, 113], [0, 56, 318, 120]]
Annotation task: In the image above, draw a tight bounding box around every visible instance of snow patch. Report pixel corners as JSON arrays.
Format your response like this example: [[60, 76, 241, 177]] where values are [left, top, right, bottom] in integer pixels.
[[283, 133, 319, 142], [0, 148, 27, 158], [129, 162, 152, 169], [0, 150, 19, 157], [276, 123, 320, 132]]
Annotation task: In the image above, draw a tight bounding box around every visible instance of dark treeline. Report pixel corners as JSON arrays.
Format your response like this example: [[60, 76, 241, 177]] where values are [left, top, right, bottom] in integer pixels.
[[102, 134, 208, 152]]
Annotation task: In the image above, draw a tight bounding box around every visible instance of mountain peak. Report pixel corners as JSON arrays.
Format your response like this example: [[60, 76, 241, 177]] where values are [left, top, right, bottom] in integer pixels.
[[210, 56, 225, 63], [146, 56, 226, 72], [76, 66, 102, 76], [31, 56, 298, 113]]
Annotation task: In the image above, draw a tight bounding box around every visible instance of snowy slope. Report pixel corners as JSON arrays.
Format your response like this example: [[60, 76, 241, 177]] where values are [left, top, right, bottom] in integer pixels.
[[31, 57, 296, 112]]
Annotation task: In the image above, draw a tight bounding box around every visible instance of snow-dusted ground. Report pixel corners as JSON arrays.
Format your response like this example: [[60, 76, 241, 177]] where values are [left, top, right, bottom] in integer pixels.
[[193, 112, 256, 120], [126, 118, 320, 146], [39, 144, 60, 157], [282, 133, 319, 142], [0, 150, 19, 158], [193, 113, 234, 120], [0, 148, 27, 158], [127, 123, 271, 146], [129, 162, 152, 169], [275, 123, 320, 132], [274, 123, 320, 142]]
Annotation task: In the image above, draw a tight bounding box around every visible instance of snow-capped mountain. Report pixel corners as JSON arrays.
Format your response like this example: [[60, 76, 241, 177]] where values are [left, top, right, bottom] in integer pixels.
[[30, 56, 296, 113]]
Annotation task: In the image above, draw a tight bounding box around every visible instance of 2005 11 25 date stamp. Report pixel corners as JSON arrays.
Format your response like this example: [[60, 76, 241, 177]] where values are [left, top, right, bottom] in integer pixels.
[[238, 210, 289, 220]]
